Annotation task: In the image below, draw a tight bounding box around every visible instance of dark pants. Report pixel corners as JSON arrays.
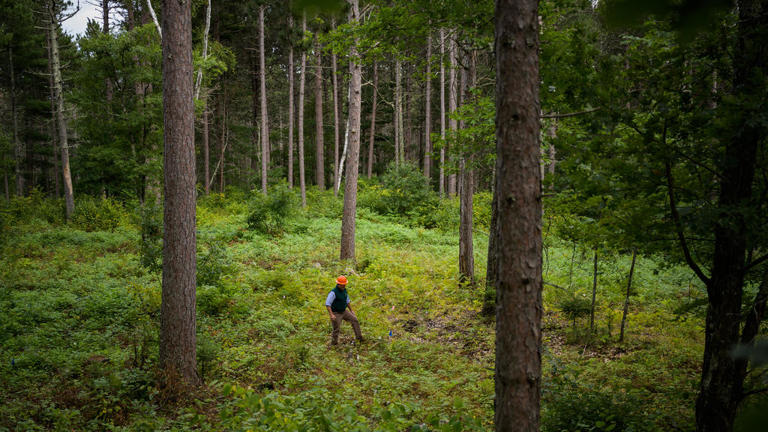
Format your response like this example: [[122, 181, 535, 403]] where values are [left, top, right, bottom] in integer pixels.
[[330, 309, 362, 344]]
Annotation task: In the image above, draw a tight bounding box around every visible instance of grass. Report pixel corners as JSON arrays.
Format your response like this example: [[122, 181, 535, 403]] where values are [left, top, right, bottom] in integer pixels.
[[0, 190, 706, 431]]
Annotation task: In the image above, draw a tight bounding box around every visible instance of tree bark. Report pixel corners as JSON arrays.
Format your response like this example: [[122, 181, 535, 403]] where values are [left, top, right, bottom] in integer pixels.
[[288, 16, 295, 188], [439, 29, 446, 197], [424, 34, 432, 181], [332, 19, 340, 192], [494, 0, 542, 430], [367, 61, 378, 178], [159, 0, 199, 387], [46, 37, 60, 198], [47, 1, 75, 219], [314, 35, 325, 190], [298, 14, 307, 207], [619, 249, 637, 342], [203, 107, 210, 194], [695, 2, 768, 431], [340, 0, 361, 262], [259, 5, 270, 194], [9, 45, 23, 196], [590, 248, 598, 334], [458, 47, 474, 284], [447, 35, 458, 197], [395, 58, 403, 167]]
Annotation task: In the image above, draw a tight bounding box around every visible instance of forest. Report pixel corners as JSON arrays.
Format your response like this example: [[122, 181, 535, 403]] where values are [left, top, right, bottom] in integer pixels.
[[0, 0, 766, 431]]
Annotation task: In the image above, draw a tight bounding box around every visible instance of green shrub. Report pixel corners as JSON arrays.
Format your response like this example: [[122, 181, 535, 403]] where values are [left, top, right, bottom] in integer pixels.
[[247, 183, 299, 235], [4, 188, 64, 226], [359, 162, 438, 218], [197, 284, 235, 316], [197, 243, 231, 287], [71, 196, 127, 232], [138, 203, 163, 272], [559, 295, 593, 327]]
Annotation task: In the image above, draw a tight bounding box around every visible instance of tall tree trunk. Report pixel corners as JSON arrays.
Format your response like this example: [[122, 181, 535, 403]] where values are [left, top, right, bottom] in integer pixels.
[[695, 2, 768, 431], [332, 19, 340, 193], [439, 29, 446, 197], [159, 0, 198, 387], [47, 2, 75, 219], [194, 0, 211, 100], [447, 36, 458, 197], [203, 108, 210, 194], [219, 88, 226, 193], [288, 16, 295, 188], [315, 35, 325, 190], [102, 0, 113, 102], [340, 0, 361, 262], [494, 0, 542, 430], [424, 34, 432, 181], [298, 14, 307, 207], [367, 62, 377, 178], [259, 5, 270, 194], [9, 45, 23, 196], [458, 48, 474, 284], [394, 58, 403, 167], [619, 249, 637, 342], [589, 248, 598, 334], [46, 37, 60, 198]]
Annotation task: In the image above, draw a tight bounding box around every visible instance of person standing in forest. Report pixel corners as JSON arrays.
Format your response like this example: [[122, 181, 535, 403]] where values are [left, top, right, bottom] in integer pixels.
[[325, 276, 364, 345]]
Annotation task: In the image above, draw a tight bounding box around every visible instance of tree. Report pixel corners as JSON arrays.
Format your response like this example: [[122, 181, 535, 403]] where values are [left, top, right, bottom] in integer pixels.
[[340, 0, 361, 262], [159, 0, 199, 387], [423, 33, 432, 181], [298, 13, 307, 207], [259, 4, 269, 194], [287, 14, 295, 188], [314, 31, 325, 190], [494, 0, 542, 431]]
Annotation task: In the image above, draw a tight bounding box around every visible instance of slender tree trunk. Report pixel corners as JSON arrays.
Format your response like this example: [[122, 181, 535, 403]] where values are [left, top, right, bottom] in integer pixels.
[[448, 36, 458, 197], [439, 29, 446, 196], [203, 107, 210, 194], [494, 0, 542, 430], [695, 2, 768, 431], [458, 48, 474, 284], [288, 16, 295, 188], [9, 45, 23, 196], [424, 34, 432, 181], [194, 0, 211, 100], [340, 0, 361, 262], [590, 248, 598, 334], [159, 0, 198, 387], [102, 0, 114, 103], [315, 35, 325, 190], [367, 62, 377, 178], [332, 19, 340, 193], [619, 249, 637, 342], [298, 14, 307, 207], [219, 89, 226, 193], [404, 70, 412, 161], [484, 164, 499, 315], [395, 58, 402, 167], [46, 37, 60, 198], [47, 2, 75, 219], [259, 5, 270, 194]]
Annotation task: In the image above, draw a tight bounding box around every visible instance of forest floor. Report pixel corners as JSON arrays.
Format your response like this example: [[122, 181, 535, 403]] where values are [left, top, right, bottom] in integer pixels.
[[0, 190, 705, 431]]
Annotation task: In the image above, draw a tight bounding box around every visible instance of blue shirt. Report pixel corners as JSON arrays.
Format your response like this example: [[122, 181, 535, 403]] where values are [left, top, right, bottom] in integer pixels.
[[325, 290, 351, 307]]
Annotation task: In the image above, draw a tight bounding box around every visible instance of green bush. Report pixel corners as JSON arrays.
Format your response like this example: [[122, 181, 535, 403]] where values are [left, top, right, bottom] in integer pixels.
[[559, 295, 593, 326], [71, 196, 127, 232], [359, 162, 437, 218], [197, 243, 231, 287], [247, 183, 299, 235], [3, 188, 64, 226], [138, 202, 163, 272], [197, 284, 235, 316]]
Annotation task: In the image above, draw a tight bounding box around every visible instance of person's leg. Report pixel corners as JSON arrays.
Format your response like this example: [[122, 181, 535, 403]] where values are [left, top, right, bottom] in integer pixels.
[[342, 309, 363, 341], [330, 313, 343, 345]]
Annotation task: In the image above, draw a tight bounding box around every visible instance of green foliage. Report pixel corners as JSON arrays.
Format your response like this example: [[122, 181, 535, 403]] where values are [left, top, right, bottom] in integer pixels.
[[197, 243, 231, 287], [71, 197, 128, 232], [138, 203, 163, 272], [247, 184, 300, 235], [559, 295, 593, 325]]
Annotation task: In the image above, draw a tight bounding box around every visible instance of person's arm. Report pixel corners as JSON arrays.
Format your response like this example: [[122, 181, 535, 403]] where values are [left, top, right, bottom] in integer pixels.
[[346, 295, 353, 313], [325, 291, 336, 319], [326, 305, 335, 320]]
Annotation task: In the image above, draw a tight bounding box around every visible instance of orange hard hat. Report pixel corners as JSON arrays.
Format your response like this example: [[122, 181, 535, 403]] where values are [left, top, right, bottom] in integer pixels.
[[336, 276, 348, 285]]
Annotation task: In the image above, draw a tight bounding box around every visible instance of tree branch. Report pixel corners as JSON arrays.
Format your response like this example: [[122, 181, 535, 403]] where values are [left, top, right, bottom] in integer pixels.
[[665, 160, 711, 286], [541, 107, 601, 119], [146, 0, 161, 39], [744, 254, 768, 273]]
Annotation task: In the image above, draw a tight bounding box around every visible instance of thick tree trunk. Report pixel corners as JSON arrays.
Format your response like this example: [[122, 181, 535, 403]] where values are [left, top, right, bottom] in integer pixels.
[[298, 15, 307, 207], [448, 36, 458, 197], [367, 62, 378, 178], [259, 5, 270, 194], [315, 36, 325, 190], [439, 29, 446, 197], [159, 0, 198, 387], [695, 2, 768, 431], [47, 2, 75, 219], [332, 20, 340, 193], [590, 248, 598, 334], [619, 249, 637, 342], [494, 0, 542, 430], [288, 17, 295, 188], [424, 34, 432, 181], [340, 0, 361, 262]]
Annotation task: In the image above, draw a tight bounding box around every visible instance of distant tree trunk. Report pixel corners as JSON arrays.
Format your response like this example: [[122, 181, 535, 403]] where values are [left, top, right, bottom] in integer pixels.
[[447, 36, 458, 197], [219, 87, 227, 193], [102, 0, 113, 102], [458, 49, 474, 284], [259, 5, 270, 194], [695, 2, 768, 431], [47, 1, 75, 219], [394, 58, 403, 167], [332, 19, 341, 193], [367, 61, 378, 178], [288, 16, 295, 188], [483, 164, 499, 315], [159, 0, 199, 388], [194, 0, 211, 100], [315, 35, 325, 190], [46, 37, 60, 198], [9, 45, 23, 196], [203, 107, 210, 194], [404, 69, 412, 161], [424, 34, 432, 181], [494, 0, 542, 430], [340, 0, 361, 262], [439, 29, 446, 197], [619, 249, 637, 342], [298, 14, 307, 207], [589, 248, 598, 334]]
